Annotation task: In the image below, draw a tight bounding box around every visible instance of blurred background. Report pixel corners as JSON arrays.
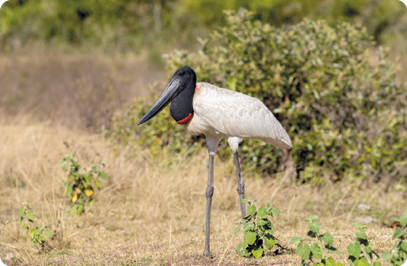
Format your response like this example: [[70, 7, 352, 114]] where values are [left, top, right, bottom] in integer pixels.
[[0, 0, 406, 130]]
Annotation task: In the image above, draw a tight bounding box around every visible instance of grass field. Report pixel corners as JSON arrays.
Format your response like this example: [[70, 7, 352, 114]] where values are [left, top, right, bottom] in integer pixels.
[[0, 52, 405, 265]]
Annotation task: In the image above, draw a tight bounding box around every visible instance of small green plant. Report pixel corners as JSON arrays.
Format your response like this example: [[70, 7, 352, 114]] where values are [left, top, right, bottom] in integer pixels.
[[19, 203, 52, 252], [234, 199, 279, 258], [381, 208, 407, 265], [62, 153, 107, 215], [346, 223, 381, 266], [291, 215, 343, 266]]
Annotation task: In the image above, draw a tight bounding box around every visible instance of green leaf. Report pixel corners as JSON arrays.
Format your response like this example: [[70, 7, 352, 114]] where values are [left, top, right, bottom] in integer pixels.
[[352, 223, 363, 229], [347, 242, 362, 258], [380, 251, 392, 262], [393, 228, 406, 239], [258, 207, 267, 218], [373, 262, 381, 266], [354, 257, 369, 266], [400, 216, 407, 227], [326, 245, 339, 254], [265, 229, 274, 235], [364, 245, 371, 254], [44, 230, 52, 238], [356, 229, 367, 240], [237, 244, 242, 252], [270, 208, 280, 217], [400, 241, 407, 252], [290, 237, 302, 244], [309, 221, 321, 234], [234, 225, 241, 234], [95, 180, 101, 189], [311, 242, 323, 259], [324, 257, 337, 266], [264, 235, 276, 250], [19, 208, 24, 218], [100, 171, 107, 180], [242, 241, 248, 250], [257, 219, 267, 226], [296, 243, 311, 260], [244, 231, 257, 245], [267, 202, 271, 208], [309, 215, 319, 221], [27, 211, 34, 222], [241, 199, 250, 203], [252, 248, 263, 259], [247, 205, 256, 215], [322, 232, 334, 247]]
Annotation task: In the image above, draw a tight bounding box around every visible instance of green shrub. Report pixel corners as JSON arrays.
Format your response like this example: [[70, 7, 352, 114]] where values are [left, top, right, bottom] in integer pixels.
[[346, 223, 381, 266], [166, 10, 407, 181], [381, 209, 407, 265], [234, 199, 279, 258], [19, 203, 53, 252], [290, 215, 342, 266], [62, 153, 107, 215]]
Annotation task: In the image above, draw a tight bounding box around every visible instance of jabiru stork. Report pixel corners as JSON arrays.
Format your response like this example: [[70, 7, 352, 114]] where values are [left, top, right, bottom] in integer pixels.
[[138, 66, 292, 257]]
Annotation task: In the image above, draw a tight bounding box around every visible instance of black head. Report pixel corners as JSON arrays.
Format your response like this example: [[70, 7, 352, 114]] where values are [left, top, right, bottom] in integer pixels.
[[137, 66, 197, 125]]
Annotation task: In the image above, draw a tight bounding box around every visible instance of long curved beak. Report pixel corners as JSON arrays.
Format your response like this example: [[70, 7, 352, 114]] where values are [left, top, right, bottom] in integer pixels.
[[137, 77, 181, 125]]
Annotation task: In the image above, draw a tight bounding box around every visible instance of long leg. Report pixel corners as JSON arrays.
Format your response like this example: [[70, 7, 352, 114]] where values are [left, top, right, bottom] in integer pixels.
[[204, 152, 214, 257], [234, 151, 246, 218]]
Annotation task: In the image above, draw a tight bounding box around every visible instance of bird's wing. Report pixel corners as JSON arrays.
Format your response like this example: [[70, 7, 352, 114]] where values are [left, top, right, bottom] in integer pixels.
[[194, 83, 292, 149]]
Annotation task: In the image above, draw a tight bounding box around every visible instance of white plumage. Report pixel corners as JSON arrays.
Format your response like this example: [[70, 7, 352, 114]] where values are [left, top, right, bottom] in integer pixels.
[[184, 82, 292, 153]]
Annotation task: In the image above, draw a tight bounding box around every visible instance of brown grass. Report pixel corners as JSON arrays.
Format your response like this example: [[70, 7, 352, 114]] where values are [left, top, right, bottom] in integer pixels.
[[0, 116, 404, 265], [0, 48, 165, 131]]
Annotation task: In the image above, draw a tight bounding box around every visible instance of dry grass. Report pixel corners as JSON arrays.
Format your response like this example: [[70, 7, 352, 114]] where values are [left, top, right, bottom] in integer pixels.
[[0, 48, 165, 131], [0, 116, 404, 265]]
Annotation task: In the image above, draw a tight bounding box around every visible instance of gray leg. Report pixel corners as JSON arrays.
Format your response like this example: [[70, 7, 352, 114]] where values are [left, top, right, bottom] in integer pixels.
[[234, 151, 246, 218], [204, 153, 215, 257]]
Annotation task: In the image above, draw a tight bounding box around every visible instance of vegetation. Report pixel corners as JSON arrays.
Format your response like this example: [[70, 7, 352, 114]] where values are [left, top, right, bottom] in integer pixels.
[[234, 199, 279, 258], [18, 203, 53, 252], [1, 0, 406, 51], [62, 153, 107, 215], [290, 215, 342, 265], [347, 223, 381, 266], [111, 10, 407, 184], [381, 209, 407, 265]]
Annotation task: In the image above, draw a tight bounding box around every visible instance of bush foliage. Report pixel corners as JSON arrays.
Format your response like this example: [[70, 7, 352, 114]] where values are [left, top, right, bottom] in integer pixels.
[[110, 11, 407, 183], [1, 0, 406, 50]]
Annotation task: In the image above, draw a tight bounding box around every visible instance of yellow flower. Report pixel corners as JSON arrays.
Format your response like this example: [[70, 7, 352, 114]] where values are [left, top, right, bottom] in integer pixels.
[[72, 193, 78, 202], [85, 189, 93, 197]]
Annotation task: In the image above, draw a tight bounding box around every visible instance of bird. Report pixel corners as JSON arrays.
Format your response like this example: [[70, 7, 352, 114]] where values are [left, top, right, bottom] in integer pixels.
[[400, 0, 407, 7], [137, 66, 292, 257], [0, 0, 8, 9]]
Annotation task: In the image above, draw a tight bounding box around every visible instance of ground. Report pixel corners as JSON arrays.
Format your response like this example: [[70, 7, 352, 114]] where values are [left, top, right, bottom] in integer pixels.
[[0, 121, 402, 265]]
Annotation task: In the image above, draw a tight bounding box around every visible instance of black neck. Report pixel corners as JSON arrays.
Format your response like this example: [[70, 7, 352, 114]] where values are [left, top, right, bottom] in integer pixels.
[[170, 78, 196, 122]]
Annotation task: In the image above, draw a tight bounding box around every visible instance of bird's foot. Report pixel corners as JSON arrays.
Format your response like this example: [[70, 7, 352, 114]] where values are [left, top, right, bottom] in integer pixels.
[[203, 251, 213, 258]]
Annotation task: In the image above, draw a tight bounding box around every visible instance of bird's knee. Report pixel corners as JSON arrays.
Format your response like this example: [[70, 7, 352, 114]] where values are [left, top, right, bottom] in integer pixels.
[[237, 183, 245, 195], [206, 186, 214, 198]]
